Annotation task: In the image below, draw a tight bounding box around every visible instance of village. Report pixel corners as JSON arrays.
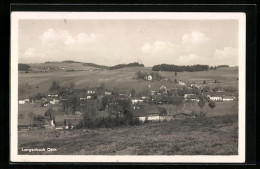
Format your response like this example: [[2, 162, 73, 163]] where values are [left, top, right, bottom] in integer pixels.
[[18, 72, 238, 132]]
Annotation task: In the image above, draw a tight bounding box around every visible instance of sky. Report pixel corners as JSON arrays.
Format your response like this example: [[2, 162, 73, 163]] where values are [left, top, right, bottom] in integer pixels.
[[18, 19, 239, 67]]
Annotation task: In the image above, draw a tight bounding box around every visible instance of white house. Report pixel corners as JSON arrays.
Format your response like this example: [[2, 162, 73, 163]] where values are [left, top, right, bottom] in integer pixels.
[[105, 92, 111, 95], [48, 94, 58, 97], [184, 94, 195, 99], [50, 98, 59, 104], [87, 90, 95, 94], [190, 83, 198, 88], [223, 96, 234, 101], [141, 96, 149, 100], [209, 96, 223, 101], [24, 99, 30, 102], [18, 100, 25, 104], [131, 99, 144, 104], [147, 75, 152, 81], [159, 86, 167, 93], [179, 81, 186, 85], [74, 111, 82, 115], [43, 103, 49, 107], [150, 90, 157, 95], [87, 96, 92, 99]]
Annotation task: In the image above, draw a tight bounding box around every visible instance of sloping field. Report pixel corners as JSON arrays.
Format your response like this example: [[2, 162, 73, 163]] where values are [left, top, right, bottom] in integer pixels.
[[18, 64, 238, 99], [18, 113, 238, 155]]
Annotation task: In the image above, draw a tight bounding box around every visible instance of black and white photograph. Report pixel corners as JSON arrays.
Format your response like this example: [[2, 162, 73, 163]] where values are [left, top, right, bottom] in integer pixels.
[[10, 12, 246, 163]]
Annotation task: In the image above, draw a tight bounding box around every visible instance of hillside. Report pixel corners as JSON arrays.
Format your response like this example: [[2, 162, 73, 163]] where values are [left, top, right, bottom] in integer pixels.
[[18, 64, 238, 99], [19, 113, 238, 155]]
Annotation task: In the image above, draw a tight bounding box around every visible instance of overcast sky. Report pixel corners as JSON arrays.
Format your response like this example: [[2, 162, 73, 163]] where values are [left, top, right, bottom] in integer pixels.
[[18, 19, 238, 67]]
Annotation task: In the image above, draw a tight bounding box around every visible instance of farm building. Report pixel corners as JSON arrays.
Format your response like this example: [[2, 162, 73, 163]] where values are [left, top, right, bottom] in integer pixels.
[[150, 90, 157, 95], [54, 115, 83, 130], [105, 92, 112, 95], [87, 90, 95, 94], [131, 98, 144, 104], [63, 118, 82, 129], [152, 95, 163, 104], [74, 111, 82, 115], [223, 96, 234, 101], [209, 96, 223, 101], [146, 75, 152, 81], [133, 107, 167, 122], [47, 91, 59, 97], [49, 98, 59, 105], [19, 100, 25, 104], [18, 118, 44, 131], [188, 95, 200, 102], [184, 94, 195, 99], [179, 80, 186, 85], [159, 86, 168, 93], [141, 96, 149, 100]]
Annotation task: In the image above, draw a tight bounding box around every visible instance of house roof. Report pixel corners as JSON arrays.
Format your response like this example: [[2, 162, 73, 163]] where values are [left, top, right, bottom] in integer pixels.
[[65, 119, 81, 126], [187, 95, 197, 99], [18, 118, 43, 126], [95, 111, 109, 119], [145, 107, 166, 116], [55, 115, 82, 123], [132, 109, 147, 117], [162, 96, 184, 102], [73, 89, 86, 95]]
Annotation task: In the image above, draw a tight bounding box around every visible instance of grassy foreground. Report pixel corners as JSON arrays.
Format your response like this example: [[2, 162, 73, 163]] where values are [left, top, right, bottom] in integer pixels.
[[18, 113, 238, 155]]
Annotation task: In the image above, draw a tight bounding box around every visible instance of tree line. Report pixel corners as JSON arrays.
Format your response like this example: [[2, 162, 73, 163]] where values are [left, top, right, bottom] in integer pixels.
[[18, 64, 30, 71], [110, 62, 144, 70], [152, 64, 209, 72]]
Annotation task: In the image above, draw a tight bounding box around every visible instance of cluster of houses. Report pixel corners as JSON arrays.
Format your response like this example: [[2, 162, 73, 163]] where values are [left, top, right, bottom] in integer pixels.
[[18, 79, 238, 131]]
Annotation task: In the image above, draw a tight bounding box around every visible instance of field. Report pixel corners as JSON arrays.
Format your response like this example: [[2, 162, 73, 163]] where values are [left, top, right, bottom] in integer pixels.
[[18, 113, 238, 155], [18, 63, 238, 99]]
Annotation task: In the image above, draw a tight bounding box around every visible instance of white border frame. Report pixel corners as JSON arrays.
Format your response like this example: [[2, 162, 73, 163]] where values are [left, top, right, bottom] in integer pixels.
[[10, 12, 246, 163]]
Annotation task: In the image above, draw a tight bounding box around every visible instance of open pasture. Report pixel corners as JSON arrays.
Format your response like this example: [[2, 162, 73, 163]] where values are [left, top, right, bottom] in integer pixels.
[[18, 113, 238, 155], [18, 64, 238, 99]]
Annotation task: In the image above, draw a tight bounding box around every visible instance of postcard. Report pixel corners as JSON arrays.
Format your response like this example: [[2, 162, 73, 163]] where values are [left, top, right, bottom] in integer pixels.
[[10, 12, 246, 163]]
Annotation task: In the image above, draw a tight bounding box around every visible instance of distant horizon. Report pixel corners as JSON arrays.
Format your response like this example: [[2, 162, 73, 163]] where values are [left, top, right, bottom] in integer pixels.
[[18, 60, 238, 68]]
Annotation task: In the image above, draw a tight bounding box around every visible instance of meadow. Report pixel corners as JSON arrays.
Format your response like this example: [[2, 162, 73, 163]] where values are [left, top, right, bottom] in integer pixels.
[[18, 113, 238, 155], [18, 63, 238, 99]]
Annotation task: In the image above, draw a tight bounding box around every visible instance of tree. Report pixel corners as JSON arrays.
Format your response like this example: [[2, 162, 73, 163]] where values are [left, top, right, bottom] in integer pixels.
[[44, 108, 56, 120], [96, 83, 105, 95], [130, 89, 136, 97], [28, 112, 35, 127], [208, 101, 216, 113], [112, 87, 119, 96], [202, 86, 210, 93], [18, 63, 30, 71], [178, 89, 184, 96], [198, 100, 206, 116], [174, 79, 178, 84], [49, 81, 60, 91], [70, 96, 79, 114], [34, 115, 45, 125], [69, 82, 75, 89], [82, 100, 99, 128], [68, 121, 72, 129]]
